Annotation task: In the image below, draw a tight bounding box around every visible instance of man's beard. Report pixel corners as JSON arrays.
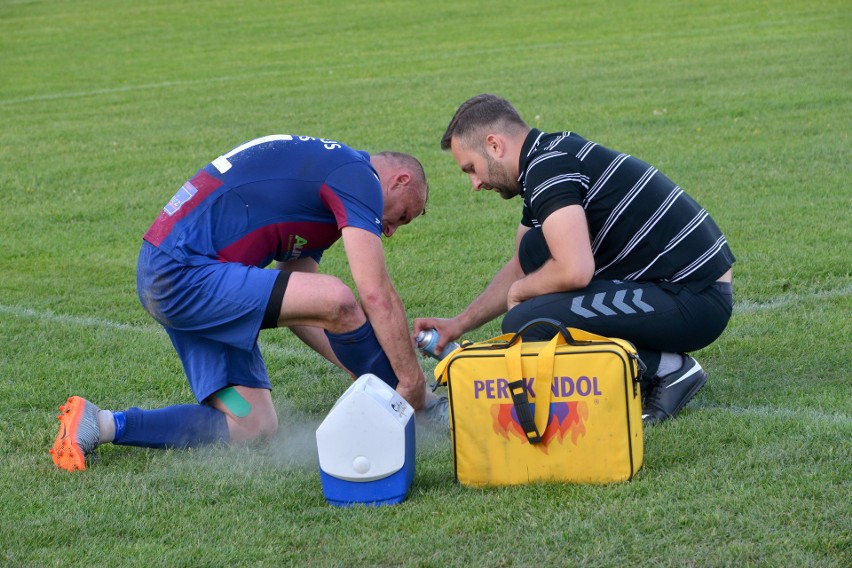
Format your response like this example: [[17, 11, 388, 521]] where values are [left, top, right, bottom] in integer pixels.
[[485, 152, 521, 199]]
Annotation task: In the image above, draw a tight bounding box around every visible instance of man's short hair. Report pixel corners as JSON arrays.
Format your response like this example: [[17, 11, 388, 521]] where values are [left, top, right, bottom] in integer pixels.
[[441, 94, 529, 151], [374, 151, 429, 213]]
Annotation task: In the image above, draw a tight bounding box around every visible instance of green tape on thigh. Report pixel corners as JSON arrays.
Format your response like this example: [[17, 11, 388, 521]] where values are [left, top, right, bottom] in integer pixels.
[[215, 386, 251, 418]]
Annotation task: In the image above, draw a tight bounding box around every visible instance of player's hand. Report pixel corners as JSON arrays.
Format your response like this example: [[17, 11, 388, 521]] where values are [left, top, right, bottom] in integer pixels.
[[395, 373, 426, 410]]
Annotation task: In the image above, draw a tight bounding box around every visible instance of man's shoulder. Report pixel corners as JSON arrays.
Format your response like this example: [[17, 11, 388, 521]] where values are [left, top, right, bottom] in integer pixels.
[[523, 131, 587, 181], [533, 131, 590, 154]]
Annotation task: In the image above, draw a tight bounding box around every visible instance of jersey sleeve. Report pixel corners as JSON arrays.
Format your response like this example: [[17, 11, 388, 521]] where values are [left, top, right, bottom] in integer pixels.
[[524, 151, 587, 225], [322, 161, 384, 237]]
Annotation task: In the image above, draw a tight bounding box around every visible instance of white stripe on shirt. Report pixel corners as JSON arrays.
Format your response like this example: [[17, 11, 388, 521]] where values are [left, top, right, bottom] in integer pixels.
[[592, 166, 657, 253]]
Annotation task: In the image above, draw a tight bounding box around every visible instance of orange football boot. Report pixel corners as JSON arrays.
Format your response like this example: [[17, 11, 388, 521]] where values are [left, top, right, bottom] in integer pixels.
[[50, 396, 100, 471]]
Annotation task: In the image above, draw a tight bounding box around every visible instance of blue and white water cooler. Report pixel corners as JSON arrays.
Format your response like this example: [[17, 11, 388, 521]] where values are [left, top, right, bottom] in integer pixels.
[[315, 374, 416, 507]]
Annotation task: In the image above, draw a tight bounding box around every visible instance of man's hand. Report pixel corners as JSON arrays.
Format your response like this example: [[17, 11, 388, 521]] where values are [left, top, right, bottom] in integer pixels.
[[412, 317, 466, 356], [506, 280, 525, 311]]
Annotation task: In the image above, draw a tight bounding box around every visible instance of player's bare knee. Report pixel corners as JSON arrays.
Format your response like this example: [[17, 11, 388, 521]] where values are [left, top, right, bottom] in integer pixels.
[[213, 387, 278, 443], [256, 410, 278, 437], [229, 409, 278, 443], [325, 283, 365, 332]]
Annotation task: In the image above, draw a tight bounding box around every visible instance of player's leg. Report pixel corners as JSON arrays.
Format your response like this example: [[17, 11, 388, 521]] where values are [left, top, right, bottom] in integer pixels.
[[273, 270, 448, 425], [50, 332, 279, 472], [274, 270, 400, 388], [51, 247, 281, 471], [206, 385, 277, 444], [114, 328, 279, 442], [50, 396, 231, 472], [128, 253, 281, 444]]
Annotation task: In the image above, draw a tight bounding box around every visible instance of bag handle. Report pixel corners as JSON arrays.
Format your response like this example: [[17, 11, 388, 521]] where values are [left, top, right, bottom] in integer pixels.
[[505, 330, 561, 445], [508, 317, 579, 345], [433, 318, 577, 388]]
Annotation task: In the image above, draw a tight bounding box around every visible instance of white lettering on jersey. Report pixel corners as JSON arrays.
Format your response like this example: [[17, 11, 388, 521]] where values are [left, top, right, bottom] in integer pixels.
[[212, 134, 342, 173]]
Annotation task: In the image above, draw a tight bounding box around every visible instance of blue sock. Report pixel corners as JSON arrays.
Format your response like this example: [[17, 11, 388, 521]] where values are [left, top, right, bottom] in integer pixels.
[[326, 320, 399, 388], [113, 404, 230, 448], [113, 411, 126, 440]]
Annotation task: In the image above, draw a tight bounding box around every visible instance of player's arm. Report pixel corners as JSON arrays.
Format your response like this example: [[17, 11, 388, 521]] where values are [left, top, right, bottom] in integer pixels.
[[506, 204, 594, 309], [413, 223, 529, 351], [340, 226, 427, 410], [274, 257, 352, 375]]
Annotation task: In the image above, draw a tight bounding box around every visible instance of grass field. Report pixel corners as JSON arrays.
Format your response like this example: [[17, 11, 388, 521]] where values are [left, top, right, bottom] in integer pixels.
[[1, 0, 850, 566]]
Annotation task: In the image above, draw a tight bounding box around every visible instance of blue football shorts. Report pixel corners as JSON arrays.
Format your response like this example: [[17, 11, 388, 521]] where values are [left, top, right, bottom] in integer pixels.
[[136, 241, 286, 403]]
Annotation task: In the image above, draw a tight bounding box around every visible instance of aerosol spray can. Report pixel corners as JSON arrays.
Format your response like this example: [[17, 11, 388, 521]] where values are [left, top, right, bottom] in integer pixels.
[[416, 329, 460, 361]]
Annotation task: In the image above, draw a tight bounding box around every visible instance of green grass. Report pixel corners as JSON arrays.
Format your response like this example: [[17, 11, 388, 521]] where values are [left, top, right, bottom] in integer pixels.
[[1, 0, 850, 565]]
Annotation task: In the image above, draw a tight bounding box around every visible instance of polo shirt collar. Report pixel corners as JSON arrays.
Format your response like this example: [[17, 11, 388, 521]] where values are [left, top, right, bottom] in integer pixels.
[[517, 128, 546, 193]]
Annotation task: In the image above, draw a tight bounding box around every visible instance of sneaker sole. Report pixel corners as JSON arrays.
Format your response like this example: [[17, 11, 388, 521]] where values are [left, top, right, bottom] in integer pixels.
[[50, 396, 89, 472]]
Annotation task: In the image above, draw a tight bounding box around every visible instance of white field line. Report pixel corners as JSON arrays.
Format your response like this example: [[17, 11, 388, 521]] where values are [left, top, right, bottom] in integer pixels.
[[732, 283, 851, 314], [2, 300, 849, 425], [0, 305, 150, 331], [0, 304, 297, 358], [3, 283, 847, 328], [691, 403, 851, 427]]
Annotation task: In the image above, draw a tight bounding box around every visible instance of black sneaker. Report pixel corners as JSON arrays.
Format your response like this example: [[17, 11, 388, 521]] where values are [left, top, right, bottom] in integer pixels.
[[642, 355, 707, 425]]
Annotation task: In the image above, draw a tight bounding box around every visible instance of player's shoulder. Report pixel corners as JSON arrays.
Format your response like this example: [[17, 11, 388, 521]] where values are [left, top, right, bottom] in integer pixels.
[[276, 135, 363, 163], [220, 134, 365, 164], [293, 136, 373, 173], [222, 134, 375, 182]]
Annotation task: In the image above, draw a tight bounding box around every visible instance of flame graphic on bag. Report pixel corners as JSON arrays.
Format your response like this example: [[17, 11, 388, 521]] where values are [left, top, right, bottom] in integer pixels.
[[491, 401, 589, 451]]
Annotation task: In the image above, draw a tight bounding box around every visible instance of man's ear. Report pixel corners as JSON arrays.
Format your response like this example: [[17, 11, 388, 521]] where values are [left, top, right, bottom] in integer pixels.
[[485, 134, 504, 158], [393, 172, 411, 189]]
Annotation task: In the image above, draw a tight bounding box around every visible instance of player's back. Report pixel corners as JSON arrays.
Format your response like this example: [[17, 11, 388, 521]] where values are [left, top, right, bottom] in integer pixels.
[[207, 135, 360, 185], [144, 135, 380, 267]]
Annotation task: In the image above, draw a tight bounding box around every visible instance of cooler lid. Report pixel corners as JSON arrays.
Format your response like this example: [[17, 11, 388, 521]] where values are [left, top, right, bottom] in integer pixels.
[[316, 374, 414, 481]]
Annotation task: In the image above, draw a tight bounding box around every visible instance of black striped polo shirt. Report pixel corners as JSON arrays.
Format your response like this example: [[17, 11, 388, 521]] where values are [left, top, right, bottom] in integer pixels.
[[519, 129, 735, 290]]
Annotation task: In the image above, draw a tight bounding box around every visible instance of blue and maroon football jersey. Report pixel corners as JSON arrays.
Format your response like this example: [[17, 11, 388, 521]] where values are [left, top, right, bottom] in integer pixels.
[[144, 135, 384, 267]]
